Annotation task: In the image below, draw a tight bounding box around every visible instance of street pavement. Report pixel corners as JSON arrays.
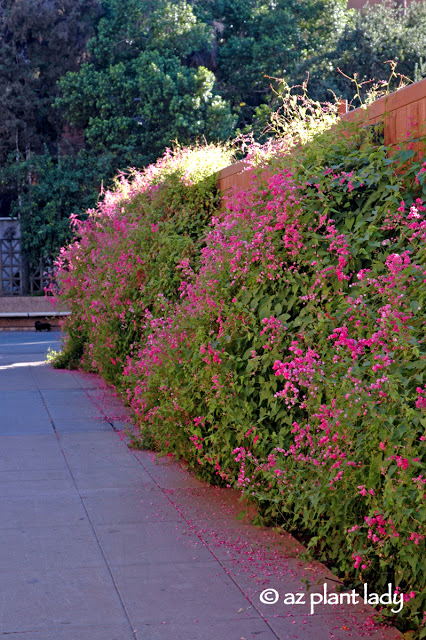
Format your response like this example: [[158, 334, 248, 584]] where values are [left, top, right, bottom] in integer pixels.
[[0, 332, 402, 639]]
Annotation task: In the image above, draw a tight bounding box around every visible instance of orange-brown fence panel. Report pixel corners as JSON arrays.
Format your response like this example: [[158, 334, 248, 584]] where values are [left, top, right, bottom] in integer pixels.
[[339, 77, 426, 153], [217, 160, 253, 194], [217, 78, 426, 194]]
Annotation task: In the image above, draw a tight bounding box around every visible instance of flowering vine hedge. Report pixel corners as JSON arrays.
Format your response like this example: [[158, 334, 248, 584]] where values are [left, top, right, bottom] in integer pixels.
[[53, 126, 426, 635]]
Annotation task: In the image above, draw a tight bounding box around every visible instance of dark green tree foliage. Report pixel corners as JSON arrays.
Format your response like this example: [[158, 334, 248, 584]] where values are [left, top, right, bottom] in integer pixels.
[[0, 0, 99, 162], [304, 1, 426, 103], [193, 0, 349, 128], [2, 150, 116, 262], [56, 0, 236, 165]]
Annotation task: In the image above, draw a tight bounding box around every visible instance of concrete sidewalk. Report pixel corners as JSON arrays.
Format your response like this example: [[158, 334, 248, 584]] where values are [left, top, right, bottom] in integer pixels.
[[0, 332, 402, 640]]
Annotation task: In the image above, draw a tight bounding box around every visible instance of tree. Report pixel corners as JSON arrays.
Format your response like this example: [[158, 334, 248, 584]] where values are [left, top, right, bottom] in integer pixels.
[[303, 1, 426, 103], [56, 0, 236, 165], [193, 0, 349, 129], [0, 0, 100, 162], [2, 149, 116, 262]]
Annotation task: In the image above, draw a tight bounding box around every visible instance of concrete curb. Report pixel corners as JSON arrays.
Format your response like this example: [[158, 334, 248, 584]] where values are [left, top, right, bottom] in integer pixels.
[[0, 311, 71, 318]]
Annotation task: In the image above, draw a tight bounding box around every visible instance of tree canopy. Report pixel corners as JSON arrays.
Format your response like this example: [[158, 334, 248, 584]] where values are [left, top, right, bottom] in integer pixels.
[[0, 0, 99, 163], [56, 0, 236, 166]]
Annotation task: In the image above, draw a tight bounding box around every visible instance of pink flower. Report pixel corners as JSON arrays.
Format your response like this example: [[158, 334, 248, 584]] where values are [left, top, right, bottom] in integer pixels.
[[396, 457, 409, 470]]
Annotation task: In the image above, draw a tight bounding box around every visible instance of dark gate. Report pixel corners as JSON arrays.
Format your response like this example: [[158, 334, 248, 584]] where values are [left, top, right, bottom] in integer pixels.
[[0, 235, 21, 295], [0, 235, 47, 296]]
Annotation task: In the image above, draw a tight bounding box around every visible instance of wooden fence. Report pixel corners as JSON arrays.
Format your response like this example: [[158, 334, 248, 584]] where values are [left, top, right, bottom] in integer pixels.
[[217, 77, 426, 194], [339, 78, 426, 148]]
